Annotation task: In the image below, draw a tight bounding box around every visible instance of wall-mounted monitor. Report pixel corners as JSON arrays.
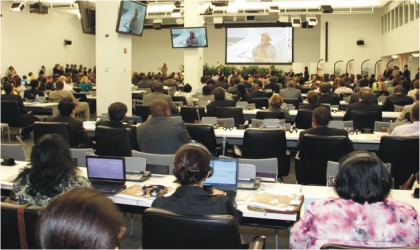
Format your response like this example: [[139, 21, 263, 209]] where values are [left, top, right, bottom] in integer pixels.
[[116, 1, 147, 36], [78, 1, 96, 35], [170, 27, 208, 48], [225, 27, 293, 64]]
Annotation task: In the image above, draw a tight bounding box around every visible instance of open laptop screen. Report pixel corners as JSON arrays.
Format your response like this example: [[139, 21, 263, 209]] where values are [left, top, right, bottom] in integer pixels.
[[86, 156, 125, 181], [204, 158, 238, 188]]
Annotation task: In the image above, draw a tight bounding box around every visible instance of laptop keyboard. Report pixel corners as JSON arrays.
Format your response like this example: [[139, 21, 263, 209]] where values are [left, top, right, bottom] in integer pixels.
[[92, 182, 123, 192]]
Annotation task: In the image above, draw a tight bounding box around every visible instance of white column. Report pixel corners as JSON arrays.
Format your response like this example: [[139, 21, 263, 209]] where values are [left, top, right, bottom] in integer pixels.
[[183, 0, 204, 93], [96, 1, 132, 115]]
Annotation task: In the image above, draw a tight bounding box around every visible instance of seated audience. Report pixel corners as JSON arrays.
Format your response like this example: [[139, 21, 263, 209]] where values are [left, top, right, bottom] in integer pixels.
[[242, 75, 252, 89], [290, 150, 419, 249], [334, 78, 354, 97], [396, 90, 419, 122], [348, 81, 378, 105], [137, 75, 154, 89], [10, 134, 91, 206], [233, 83, 252, 102], [372, 76, 389, 95], [46, 98, 91, 147], [49, 80, 90, 120], [174, 83, 194, 106], [198, 85, 215, 102], [250, 83, 268, 99], [313, 80, 321, 93], [143, 82, 179, 114], [263, 76, 280, 93], [206, 87, 236, 117], [14, 77, 26, 94], [137, 99, 190, 154], [408, 80, 419, 100], [392, 103, 419, 136], [78, 76, 92, 92], [215, 76, 228, 89], [38, 188, 123, 249], [24, 79, 45, 100], [382, 85, 414, 111], [319, 83, 340, 105], [343, 88, 381, 121], [279, 81, 303, 103], [299, 90, 321, 110], [228, 78, 240, 94], [268, 94, 291, 122]]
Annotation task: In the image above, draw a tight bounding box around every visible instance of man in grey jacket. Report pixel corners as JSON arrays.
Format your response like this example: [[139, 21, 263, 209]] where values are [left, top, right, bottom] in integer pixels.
[[279, 81, 303, 103]]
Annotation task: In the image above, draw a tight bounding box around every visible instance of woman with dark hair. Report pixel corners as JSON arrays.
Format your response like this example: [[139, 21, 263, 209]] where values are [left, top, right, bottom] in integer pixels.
[[290, 150, 419, 249], [268, 94, 290, 122], [38, 188, 123, 249], [10, 134, 91, 206], [233, 83, 252, 102], [198, 85, 215, 102], [14, 77, 26, 94]]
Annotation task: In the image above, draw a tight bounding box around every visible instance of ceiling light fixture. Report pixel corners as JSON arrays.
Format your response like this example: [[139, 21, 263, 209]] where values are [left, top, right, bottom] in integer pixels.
[[306, 16, 318, 25], [412, 53, 419, 57], [391, 55, 399, 59], [10, 2, 24, 12]]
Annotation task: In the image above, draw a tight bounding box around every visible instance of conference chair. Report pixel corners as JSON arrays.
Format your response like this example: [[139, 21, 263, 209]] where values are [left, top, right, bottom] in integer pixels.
[[131, 150, 175, 173], [1, 144, 27, 161], [143, 207, 266, 249], [350, 110, 382, 132], [326, 161, 340, 186], [374, 121, 391, 132], [378, 136, 419, 189], [185, 124, 220, 156], [294, 110, 314, 129], [216, 107, 248, 128], [236, 129, 289, 179], [238, 158, 278, 179], [33, 122, 75, 147], [252, 98, 269, 109], [135, 105, 151, 123], [70, 148, 95, 167], [172, 96, 187, 105], [95, 126, 132, 157], [318, 103, 332, 110], [389, 121, 410, 132], [1, 100, 35, 139], [298, 135, 351, 185], [180, 107, 206, 124], [201, 116, 217, 125], [125, 116, 142, 124], [217, 118, 235, 128], [256, 111, 285, 120], [283, 98, 299, 109], [1, 203, 44, 249], [387, 99, 414, 112]]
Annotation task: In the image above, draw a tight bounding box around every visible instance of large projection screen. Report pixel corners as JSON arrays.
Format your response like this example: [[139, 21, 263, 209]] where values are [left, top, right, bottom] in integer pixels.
[[226, 27, 293, 64]]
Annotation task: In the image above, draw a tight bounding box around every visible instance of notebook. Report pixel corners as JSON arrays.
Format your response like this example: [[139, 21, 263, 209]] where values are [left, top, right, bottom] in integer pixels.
[[86, 156, 126, 194], [204, 158, 238, 192]]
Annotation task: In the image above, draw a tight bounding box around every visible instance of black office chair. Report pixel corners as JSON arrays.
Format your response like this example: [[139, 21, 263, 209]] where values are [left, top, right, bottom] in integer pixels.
[[1, 203, 44, 249], [72, 87, 82, 93], [95, 126, 132, 156], [298, 135, 351, 185], [180, 107, 206, 124], [172, 96, 187, 105], [240, 129, 289, 178], [256, 111, 285, 120], [33, 122, 75, 147], [351, 110, 382, 132], [385, 99, 414, 112], [283, 98, 299, 109], [252, 98, 269, 109], [73, 93, 87, 102], [294, 110, 314, 129], [185, 124, 220, 156], [143, 207, 266, 249], [135, 105, 151, 123], [216, 107, 248, 128], [378, 136, 419, 189], [1, 100, 35, 138]]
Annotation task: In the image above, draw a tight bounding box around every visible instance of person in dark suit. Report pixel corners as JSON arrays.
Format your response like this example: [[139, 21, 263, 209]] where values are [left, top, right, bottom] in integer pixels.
[[143, 82, 179, 114], [24, 80, 45, 100], [206, 87, 236, 117], [318, 83, 340, 105], [46, 98, 90, 148], [343, 88, 382, 121], [38, 65, 46, 77], [263, 76, 280, 93], [137, 75, 154, 89], [402, 64, 410, 81], [253, 74, 263, 88], [382, 85, 414, 111], [299, 90, 321, 110], [96, 102, 140, 151], [242, 75, 252, 89], [348, 80, 378, 105], [215, 76, 228, 89], [383, 65, 393, 79], [250, 84, 268, 99], [137, 99, 190, 154], [233, 84, 252, 103], [227, 78, 240, 94], [279, 81, 303, 102], [297, 106, 351, 152], [415, 67, 419, 80]]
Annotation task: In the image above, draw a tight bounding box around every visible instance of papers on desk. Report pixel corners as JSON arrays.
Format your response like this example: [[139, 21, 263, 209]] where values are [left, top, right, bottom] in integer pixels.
[[247, 191, 303, 214], [112, 185, 175, 204], [83, 121, 95, 126]]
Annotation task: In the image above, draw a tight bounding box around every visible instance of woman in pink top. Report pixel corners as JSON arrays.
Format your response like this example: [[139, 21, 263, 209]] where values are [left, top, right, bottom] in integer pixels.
[[290, 151, 419, 249]]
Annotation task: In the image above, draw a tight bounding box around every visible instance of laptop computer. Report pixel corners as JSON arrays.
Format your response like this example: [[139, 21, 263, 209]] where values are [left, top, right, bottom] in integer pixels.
[[204, 158, 238, 192], [86, 156, 126, 194], [124, 157, 151, 182], [238, 164, 260, 190]]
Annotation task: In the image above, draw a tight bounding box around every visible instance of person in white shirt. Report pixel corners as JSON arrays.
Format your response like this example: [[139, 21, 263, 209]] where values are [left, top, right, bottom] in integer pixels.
[[334, 78, 354, 97], [407, 80, 418, 100], [174, 83, 194, 106], [396, 90, 419, 122], [392, 103, 419, 136]]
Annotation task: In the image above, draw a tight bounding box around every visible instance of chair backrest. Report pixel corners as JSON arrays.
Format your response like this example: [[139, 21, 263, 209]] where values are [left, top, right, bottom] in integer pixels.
[[295, 109, 314, 129], [185, 124, 217, 155], [33, 122, 75, 147], [125, 116, 142, 123], [1, 144, 27, 161], [327, 120, 344, 129], [256, 111, 285, 120], [251, 119, 264, 128], [319, 103, 331, 110], [242, 129, 289, 176], [172, 96, 187, 105], [135, 105, 151, 124], [236, 101, 248, 109], [299, 135, 350, 185], [180, 107, 206, 124], [252, 98, 269, 109], [217, 118, 235, 128], [1, 101, 22, 127], [238, 158, 278, 179], [73, 93, 87, 102], [143, 207, 242, 249], [1, 203, 44, 249], [374, 121, 391, 132], [378, 136, 419, 189], [138, 88, 152, 94], [283, 98, 299, 109], [202, 116, 217, 125], [95, 126, 132, 156], [70, 148, 95, 167], [350, 110, 382, 131], [215, 107, 245, 127], [326, 161, 340, 186], [393, 105, 403, 112], [132, 150, 175, 172]]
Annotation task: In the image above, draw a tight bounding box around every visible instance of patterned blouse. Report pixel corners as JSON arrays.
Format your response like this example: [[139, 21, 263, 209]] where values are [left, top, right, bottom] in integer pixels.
[[10, 174, 91, 207], [290, 198, 419, 249]]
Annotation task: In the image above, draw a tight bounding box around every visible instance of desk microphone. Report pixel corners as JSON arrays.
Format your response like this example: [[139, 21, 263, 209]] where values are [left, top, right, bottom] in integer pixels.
[[15, 135, 32, 151], [196, 107, 201, 122]]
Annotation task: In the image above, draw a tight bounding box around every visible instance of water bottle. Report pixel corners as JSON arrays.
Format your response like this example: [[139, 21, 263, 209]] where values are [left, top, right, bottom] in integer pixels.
[[35, 94, 40, 103]]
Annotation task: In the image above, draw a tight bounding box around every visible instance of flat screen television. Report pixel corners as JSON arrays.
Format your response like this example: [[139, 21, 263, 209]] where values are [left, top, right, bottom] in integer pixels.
[[78, 1, 95, 35], [116, 1, 147, 36], [170, 27, 208, 48], [225, 27, 293, 64]]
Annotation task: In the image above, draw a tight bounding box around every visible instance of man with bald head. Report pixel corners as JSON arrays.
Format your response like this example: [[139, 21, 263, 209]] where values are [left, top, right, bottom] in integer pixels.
[[143, 82, 180, 114], [137, 99, 190, 154]]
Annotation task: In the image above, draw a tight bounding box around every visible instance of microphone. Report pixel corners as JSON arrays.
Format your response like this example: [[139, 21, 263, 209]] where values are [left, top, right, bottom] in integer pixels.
[[15, 135, 31, 151], [196, 107, 201, 122], [235, 97, 242, 104]]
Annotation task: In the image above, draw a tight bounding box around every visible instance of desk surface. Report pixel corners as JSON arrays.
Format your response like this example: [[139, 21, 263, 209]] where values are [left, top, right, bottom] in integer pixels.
[[23, 102, 58, 107], [243, 109, 399, 119]]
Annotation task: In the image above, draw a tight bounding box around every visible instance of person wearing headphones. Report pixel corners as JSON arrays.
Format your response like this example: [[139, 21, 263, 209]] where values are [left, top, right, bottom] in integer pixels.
[[252, 32, 276, 62]]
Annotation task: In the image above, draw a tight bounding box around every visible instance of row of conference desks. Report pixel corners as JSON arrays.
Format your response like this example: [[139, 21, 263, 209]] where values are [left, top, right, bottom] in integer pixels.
[[1, 161, 417, 248]]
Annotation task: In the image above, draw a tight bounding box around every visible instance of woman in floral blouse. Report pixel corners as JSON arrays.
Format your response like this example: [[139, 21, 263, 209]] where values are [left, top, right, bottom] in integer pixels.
[[290, 150, 419, 249], [10, 134, 91, 207]]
